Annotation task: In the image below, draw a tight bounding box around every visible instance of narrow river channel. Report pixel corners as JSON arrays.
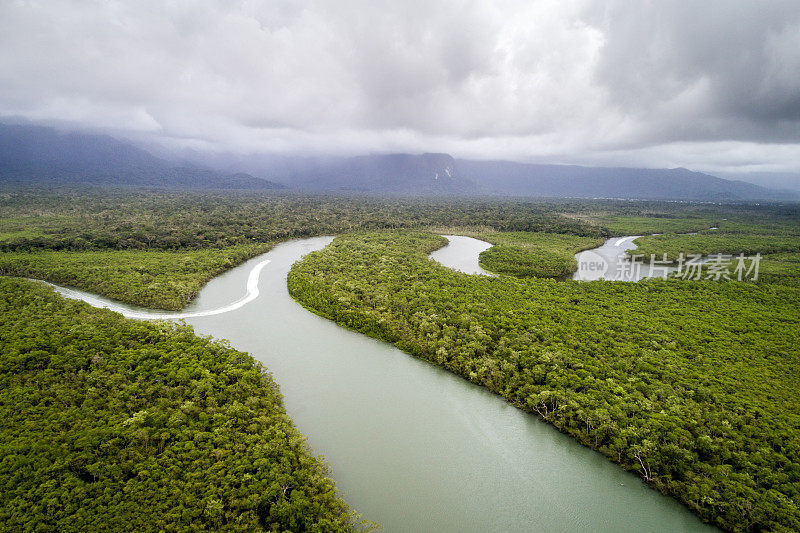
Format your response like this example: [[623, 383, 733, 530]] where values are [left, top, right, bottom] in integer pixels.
[[49, 236, 714, 532]]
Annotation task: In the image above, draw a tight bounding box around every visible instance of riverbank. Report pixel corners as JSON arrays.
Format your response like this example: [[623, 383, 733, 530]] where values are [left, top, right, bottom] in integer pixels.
[[0, 275, 358, 531], [0, 243, 275, 310], [29, 236, 716, 531], [290, 231, 799, 531]]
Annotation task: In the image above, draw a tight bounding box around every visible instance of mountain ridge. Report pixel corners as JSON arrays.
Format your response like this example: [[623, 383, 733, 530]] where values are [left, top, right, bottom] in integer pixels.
[[0, 123, 793, 201], [454, 159, 787, 201], [0, 123, 285, 190]]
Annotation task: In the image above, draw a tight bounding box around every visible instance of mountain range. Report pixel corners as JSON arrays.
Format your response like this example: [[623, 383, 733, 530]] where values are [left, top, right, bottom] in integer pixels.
[[0, 123, 793, 201], [209, 151, 790, 200], [455, 159, 786, 201], [0, 124, 284, 190]]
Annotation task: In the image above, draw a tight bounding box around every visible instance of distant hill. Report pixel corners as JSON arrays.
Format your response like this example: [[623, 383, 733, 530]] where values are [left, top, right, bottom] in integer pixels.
[[1, 123, 791, 200], [284, 152, 474, 194], [455, 159, 789, 201], [195, 151, 791, 201], [0, 124, 285, 190]]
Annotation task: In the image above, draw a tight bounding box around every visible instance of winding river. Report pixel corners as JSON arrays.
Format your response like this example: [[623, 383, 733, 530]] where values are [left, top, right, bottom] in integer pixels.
[[48, 236, 714, 532], [571, 235, 681, 281], [428, 235, 496, 276]]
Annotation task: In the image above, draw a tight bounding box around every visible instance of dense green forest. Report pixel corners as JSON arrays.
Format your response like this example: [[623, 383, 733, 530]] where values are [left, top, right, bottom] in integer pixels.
[[2, 188, 800, 530], [592, 208, 800, 236], [631, 233, 800, 287], [0, 244, 272, 310], [2, 188, 796, 307], [288, 231, 800, 532], [3, 188, 796, 251], [0, 189, 603, 308], [466, 232, 605, 279], [0, 277, 360, 531], [0, 189, 603, 252]]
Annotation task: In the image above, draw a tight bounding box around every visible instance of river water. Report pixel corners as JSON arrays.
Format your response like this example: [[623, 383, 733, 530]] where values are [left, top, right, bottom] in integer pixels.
[[49, 236, 713, 532], [572, 236, 684, 281], [428, 235, 496, 276]]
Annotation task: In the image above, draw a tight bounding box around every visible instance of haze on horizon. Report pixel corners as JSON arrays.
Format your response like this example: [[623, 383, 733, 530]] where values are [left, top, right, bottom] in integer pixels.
[[1, 0, 800, 188]]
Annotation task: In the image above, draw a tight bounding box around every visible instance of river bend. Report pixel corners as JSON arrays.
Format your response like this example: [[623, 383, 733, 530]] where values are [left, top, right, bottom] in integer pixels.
[[46, 236, 713, 532]]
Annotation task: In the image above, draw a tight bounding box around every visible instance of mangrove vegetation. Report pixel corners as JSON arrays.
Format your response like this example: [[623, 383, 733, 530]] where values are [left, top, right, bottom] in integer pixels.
[[288, 231, 800, 531]]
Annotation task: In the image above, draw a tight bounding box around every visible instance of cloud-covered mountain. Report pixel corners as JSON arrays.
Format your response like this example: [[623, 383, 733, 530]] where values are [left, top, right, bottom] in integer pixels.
[[455, 160, 789, 201], [214, 151, 790, 200], [278, 153, 472, 194], [0, 124, 284, 190], [0, 123, 791, 200], [2, 2, 800, 174]]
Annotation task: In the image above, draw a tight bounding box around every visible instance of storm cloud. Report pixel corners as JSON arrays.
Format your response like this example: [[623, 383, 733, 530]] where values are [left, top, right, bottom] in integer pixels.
[[1, 0, 800, 174]]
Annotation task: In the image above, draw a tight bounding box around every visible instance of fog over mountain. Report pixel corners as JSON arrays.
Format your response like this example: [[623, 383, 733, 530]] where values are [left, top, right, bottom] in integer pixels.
[[714, 171, 800, 193], [1, 123, 791, 201], [455, 160, 786, 201], [0, 1, 799, 186], [0, 124, 283, 190], [207, 149, 787, 201]]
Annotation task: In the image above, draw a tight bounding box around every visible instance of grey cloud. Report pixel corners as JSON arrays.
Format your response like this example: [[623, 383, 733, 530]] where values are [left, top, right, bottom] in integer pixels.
[[583, 0, 800, 146], [1, 0, 799, 174]]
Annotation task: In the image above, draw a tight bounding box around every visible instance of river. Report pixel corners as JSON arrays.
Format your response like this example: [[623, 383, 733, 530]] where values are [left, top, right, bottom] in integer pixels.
[[428, 235, 496, 276], [572, 235, 685, 281], [48, 236, 714, 532]]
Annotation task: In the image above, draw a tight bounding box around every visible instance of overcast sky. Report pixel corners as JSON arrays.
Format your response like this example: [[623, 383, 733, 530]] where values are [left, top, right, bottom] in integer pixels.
[[2, 0, 800, 177]]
